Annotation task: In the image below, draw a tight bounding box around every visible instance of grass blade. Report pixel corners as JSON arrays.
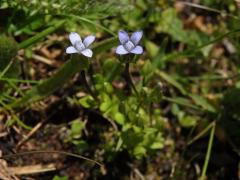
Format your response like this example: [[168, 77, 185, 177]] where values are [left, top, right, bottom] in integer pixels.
[[10, 37, 118, 108], [18, 20, 65, 49]]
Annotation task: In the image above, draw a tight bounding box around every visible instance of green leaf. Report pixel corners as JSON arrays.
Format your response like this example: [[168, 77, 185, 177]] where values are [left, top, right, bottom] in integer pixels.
[[158, 8, 204, 46], [144, 40, 159, 57], [72, 140, 88, 151], [0, 34, 19, 78], [100, 93, 112, 112], [133, 146, 146, 159], [100, 101, 112, 112], [179, 115, 198, 128], [114, 112, 125, 125], [18, 20, 65, 49], [141, 60, 155, 77], [162, 96, 200, 110], [70, 120, 85, 138], [79, 95, 94, 108], [52, 176, 68, 180], [10, 56, 88, 107], [155, 70, 187, 95], [150, 142, 164, 149], [190, 94, 216, 113]]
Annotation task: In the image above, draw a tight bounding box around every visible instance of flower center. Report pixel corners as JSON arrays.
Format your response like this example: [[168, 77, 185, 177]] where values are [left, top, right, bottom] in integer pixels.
[[123, 40, 135, 52], [74, 41, 86, 52]]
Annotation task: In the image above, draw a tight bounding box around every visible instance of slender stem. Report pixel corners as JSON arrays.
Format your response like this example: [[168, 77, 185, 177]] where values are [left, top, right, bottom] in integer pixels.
[[88, 64, 97, 93], [200, 121, 216, 180], [149, 103, 153, 126], [80, 70, 98, 102], [1, 150, 102, 167], [106, 62, 122, 82], [0, 59, 13, 79], [187, 121, 215, 146], [124, 62, 139, 96]]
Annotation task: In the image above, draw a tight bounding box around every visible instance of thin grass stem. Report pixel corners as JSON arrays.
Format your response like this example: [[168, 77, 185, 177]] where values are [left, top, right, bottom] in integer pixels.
[[124, 62, 139, 96], [200, 121, 216, 180], [1, 150, 103, 167], [80, 70, 99, 102]]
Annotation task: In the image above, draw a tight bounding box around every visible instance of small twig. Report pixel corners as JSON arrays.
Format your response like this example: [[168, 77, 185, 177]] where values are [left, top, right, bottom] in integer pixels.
[[32, 54, 57, 67], [16, 104, 78, 149], [133, 168, 145, 180], [16, 121, 45, 149], [1, 150, 103, 167], [179, 1, 239, 20]]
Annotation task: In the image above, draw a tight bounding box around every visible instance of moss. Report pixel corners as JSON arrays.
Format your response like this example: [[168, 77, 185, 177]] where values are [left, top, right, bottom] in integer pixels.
[[0, 34, 19, 77]]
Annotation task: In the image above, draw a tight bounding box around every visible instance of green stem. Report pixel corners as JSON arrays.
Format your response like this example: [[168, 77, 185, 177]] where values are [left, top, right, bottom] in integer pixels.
[[106, 62, 123, 82], [187, 121, 215, 146], [149, 103, 153, 126], [80, 70, 98, 102], [124, 62, 139, 96], [200, 121, 216, 180], [0, 59, 13, 79]]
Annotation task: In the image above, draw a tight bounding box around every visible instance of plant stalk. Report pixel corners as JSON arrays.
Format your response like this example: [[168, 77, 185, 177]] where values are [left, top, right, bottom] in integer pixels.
[[124, 62, 139, 96], [80, 70, 98, 102], [200, 121, 216, 180]]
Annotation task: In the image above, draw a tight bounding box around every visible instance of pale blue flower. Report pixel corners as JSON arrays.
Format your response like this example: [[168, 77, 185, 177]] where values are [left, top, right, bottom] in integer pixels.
[[116, 30, 143, 55], [66, 32, 95, 58]]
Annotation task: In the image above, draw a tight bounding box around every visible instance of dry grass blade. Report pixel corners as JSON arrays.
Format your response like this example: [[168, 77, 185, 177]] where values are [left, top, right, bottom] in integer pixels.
[[9, 164, 56, 175], [0, 151, 19, 180]]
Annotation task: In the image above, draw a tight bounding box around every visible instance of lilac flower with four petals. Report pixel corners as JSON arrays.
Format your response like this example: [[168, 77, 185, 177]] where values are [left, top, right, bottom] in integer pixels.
[[116, 30, 143, 55], [66, 32, 95, 58]]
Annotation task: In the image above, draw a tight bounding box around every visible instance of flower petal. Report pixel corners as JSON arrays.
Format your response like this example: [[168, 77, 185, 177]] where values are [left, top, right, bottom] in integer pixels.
[[66, 46, 78, 54], [130, 46, 143, 54], [81, 48, 93, 57], [69, 32, 81, 45], [116, 45, 129, 55], [118, 30, 129, 44], [130, 31, 143, 45], [83, 35, 95, 47]]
